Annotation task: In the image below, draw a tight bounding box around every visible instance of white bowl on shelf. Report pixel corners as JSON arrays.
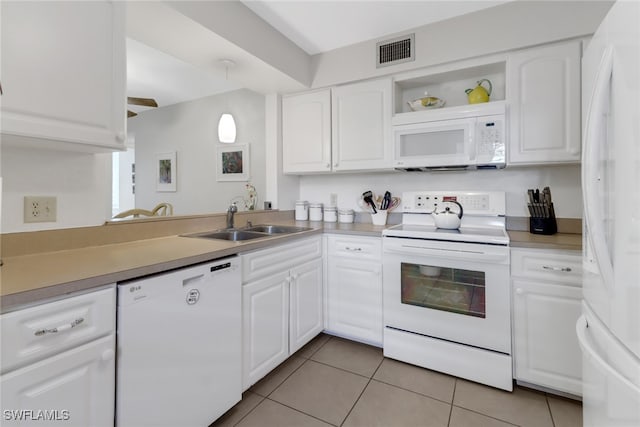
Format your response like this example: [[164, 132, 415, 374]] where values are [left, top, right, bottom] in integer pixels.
[[407, 97, 445, 111]]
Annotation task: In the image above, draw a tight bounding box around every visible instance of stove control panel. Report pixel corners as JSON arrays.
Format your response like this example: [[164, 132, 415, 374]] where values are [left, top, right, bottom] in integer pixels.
[[401, 191, 505, 216]]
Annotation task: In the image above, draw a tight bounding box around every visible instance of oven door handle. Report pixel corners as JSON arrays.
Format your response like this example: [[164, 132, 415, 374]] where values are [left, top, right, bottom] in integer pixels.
[[384, 244, 509, 263]]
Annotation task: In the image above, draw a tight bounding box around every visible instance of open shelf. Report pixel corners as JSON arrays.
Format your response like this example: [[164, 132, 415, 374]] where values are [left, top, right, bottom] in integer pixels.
[[393, 61, 506, 115]]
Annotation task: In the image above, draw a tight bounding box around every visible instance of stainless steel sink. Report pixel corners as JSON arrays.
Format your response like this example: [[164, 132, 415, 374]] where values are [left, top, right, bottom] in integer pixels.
[[182, 224, 312, 241], [244, 224, 312, 234], [184, 230, 268, 242]]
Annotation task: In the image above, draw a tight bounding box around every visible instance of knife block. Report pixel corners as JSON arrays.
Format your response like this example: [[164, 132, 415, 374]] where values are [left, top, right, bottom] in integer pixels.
[[529, 216, 557, 235]]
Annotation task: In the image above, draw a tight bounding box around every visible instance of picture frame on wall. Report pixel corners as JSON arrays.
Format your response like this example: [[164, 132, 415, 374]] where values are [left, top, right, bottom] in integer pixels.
[[156, 151, 177, 192], [217, 144, 250, 182]]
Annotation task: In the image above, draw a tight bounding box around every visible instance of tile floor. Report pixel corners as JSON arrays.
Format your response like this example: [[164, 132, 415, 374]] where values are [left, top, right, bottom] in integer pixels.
[[212, 334, 582, 427]]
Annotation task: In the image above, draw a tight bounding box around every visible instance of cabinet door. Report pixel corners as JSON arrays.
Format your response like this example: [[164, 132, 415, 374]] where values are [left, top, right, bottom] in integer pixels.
[[326, 257, 383, 347], [332, 79, 393, 171], [0, 335, 115, 427], [282, 89, 332, 173], [242, 272, 290, 389], [289, 258, 324, 354], [512, 278, 582, 396], [0, 1, 126, 151], [507, 41, 581, 164]]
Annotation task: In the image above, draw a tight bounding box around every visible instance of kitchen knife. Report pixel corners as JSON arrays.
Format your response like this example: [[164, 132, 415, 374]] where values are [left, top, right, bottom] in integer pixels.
[[528, 204, 535, 217], [527, 189, 535, 205], [543, 186, 552, 205]]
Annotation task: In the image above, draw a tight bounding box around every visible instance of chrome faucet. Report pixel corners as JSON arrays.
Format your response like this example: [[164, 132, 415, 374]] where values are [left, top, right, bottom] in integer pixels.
[[226, 203, 238, 229]]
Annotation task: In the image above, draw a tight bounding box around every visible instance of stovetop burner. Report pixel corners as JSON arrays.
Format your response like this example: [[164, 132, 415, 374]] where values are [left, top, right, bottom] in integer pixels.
[[383, 223, 509, 245]]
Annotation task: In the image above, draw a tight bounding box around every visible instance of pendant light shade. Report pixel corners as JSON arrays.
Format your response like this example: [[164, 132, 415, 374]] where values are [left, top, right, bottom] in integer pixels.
[[218, 113, 236, 143], [218, 59, 237, 144]]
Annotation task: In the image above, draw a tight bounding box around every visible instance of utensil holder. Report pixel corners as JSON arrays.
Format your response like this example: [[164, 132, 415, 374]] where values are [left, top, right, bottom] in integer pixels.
[[371, 211, 388, 226]]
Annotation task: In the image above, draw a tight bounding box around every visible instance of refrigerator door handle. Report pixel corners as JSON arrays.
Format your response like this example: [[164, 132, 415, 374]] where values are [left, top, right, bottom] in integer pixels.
[[576, 315, 640, 394], [582, 46, 615, 286]]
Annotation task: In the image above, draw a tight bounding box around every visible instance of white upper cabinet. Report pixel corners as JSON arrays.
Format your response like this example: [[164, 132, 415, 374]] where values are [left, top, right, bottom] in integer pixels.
[[507, 40, 582, 164], [0, 1, 126, 152], [331, 79, 393, 171], [282, 89, 332, 173], [282, 79, 393, 174]]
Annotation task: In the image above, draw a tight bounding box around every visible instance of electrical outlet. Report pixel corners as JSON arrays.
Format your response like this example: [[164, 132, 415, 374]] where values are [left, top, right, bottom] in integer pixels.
[[24, 196, 57, 223]]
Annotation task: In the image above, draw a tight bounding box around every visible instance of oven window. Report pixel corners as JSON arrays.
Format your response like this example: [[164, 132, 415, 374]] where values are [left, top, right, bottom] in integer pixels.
[[400, 263, 486, 318]]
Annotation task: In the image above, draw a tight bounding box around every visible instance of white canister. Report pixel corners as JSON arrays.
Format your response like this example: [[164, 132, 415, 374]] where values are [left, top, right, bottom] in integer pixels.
[[338, 209, 355, 223], [309, 203, 323, 221], [295, 201, 309, 221], [323, 206, 337, 223]]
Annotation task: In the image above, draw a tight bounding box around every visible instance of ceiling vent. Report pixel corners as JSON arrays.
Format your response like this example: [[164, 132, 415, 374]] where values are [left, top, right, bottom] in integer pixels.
[[376, 34, 415, 68]]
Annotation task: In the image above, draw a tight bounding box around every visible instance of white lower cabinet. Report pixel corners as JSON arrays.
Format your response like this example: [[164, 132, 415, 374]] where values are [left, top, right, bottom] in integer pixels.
[[325, 234, 383, 346], [511, 248, 583, 396], [241, 236, 323, 389], [0, 286, 116, 427]]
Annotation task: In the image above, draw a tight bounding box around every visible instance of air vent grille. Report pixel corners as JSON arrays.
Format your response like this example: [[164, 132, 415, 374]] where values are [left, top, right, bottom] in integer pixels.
[[376, 34, 414, 68]]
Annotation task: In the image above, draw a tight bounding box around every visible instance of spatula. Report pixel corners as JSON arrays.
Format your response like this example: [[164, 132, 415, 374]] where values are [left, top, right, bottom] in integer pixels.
[[362, 190, 377, 213]]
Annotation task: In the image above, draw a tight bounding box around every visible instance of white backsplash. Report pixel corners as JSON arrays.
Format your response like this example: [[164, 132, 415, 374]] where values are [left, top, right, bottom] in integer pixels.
[[298, 164, 582, 219]]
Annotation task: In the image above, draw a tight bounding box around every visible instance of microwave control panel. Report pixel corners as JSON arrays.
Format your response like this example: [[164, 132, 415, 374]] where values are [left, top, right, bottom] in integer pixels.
[[476, 115, 505, 162], [401, 191, 506, 216]]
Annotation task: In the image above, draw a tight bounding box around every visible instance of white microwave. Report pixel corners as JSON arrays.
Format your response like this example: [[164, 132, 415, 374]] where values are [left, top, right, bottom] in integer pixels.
[[392, 102, 506, 171]]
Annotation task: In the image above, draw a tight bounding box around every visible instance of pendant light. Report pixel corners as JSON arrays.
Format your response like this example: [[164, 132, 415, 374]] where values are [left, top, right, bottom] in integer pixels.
[[218, 59, 236, 143]]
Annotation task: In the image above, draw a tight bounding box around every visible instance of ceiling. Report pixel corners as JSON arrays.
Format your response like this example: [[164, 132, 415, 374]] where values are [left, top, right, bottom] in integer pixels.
[[242, 1, 508, 55], [127, 1, 509, 115]]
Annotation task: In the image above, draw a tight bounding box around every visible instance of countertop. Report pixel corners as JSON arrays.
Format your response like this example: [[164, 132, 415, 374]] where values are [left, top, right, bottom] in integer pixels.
[[1, 219, 580, 311], [0, 227, 323, 311], [507, 231, 582, 251]]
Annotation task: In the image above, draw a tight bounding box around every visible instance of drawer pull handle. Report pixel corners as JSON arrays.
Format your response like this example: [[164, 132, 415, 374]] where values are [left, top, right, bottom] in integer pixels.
[[542, 265, 572, 272], [35, 318, 84, 336], [345, 247, 362, 252]]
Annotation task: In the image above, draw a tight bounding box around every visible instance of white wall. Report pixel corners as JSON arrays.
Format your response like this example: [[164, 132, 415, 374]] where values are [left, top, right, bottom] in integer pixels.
[[310, 1, 613, 88], [298, 165, 582, 218], [1, 146, 112, 232], [265, 93, 299, 210], [129, 89, 266, 215]]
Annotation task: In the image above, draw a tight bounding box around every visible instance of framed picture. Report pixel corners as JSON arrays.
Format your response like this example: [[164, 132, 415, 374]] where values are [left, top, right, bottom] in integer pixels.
[[217, 144, 250, 182], [156, 151, 177, 192]]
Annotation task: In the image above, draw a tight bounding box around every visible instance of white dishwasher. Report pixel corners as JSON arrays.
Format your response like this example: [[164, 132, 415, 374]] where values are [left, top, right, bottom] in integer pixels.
[[116, 256, 241, 427]]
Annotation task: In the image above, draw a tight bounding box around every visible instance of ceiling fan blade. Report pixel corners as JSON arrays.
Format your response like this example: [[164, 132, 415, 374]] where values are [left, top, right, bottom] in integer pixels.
[[127, 96, 158, 108], [127, 110, 138, 118]]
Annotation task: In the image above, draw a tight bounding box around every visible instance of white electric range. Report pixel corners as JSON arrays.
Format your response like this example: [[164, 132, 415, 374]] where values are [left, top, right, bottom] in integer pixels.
[[382, 191, 513, 391]]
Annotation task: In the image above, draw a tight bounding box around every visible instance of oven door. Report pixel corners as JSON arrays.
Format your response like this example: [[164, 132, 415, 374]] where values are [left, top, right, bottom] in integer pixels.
[[383, 237, 511, 354]]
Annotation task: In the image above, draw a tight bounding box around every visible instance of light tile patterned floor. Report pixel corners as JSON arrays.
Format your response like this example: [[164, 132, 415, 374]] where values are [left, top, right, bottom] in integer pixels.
[[212, 334, 582, 427]]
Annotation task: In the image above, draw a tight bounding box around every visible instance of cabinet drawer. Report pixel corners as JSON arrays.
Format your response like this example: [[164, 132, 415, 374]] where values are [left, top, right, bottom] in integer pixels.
[[241, 236, 322, 283], [326, 235, 381, 261], [1, 286, 116, 374], [511, 248, 582, 286]]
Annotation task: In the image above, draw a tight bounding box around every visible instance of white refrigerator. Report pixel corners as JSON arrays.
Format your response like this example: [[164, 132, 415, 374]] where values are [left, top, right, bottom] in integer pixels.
[[578, 0, 640, 426]]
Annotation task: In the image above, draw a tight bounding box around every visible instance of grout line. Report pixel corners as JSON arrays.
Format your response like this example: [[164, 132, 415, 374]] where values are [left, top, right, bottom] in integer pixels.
[[545, 393, 557, 427], [264, 396, 340, 427], [449, 404, 521, 427], [305, 357, 383, 380], [337, 358, 385, 426], [224, 392, 266, 427], [298, 334, 332, 360], [258, 357, 308, 399], [369, 377, 455, 407], [446, 379, 457, 427]]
